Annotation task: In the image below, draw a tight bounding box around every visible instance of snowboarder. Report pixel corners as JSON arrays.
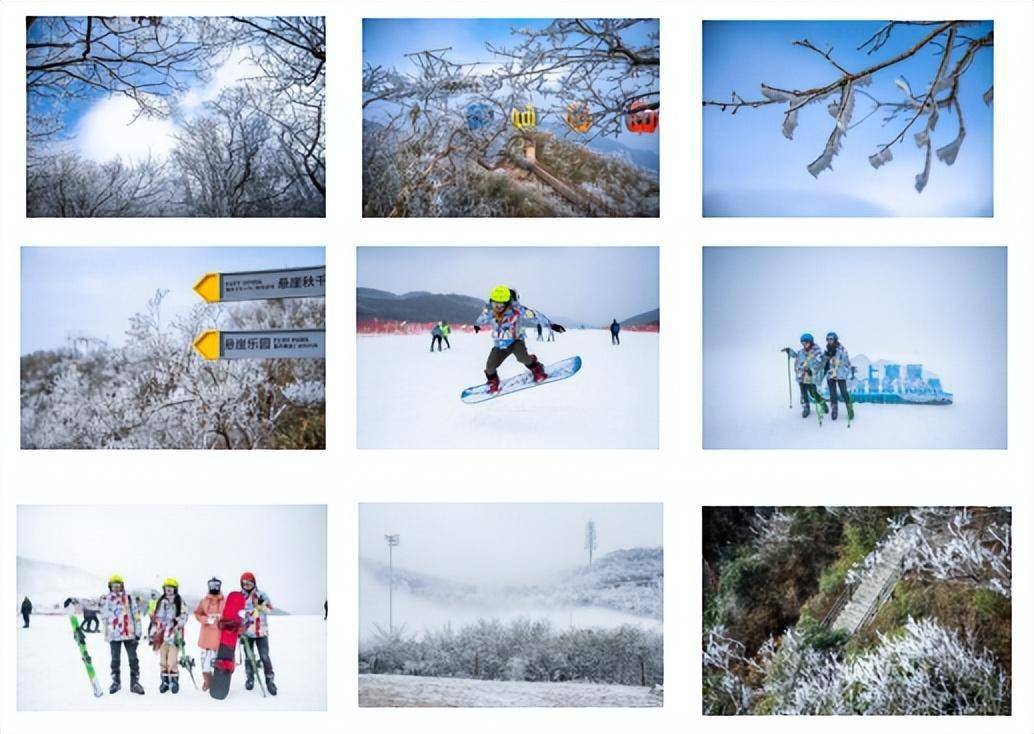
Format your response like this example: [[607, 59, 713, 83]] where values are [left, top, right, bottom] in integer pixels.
[[472, 286, 565, 394], [440, 321, 451, 349], [193, 577, 225, 692], [781, 333, 828, 418], [239, 572, 278, 695], [99, 574, 145, 694], [610, 318, 621, 345], [21, 596, 32, 628], [150, 578, 187, 694], [823, 331, 855, 422]]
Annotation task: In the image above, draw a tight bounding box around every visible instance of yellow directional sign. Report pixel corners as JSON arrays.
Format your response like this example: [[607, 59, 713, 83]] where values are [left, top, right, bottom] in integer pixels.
[[192, 329, 326, 361], [192, 266, 326, 303]]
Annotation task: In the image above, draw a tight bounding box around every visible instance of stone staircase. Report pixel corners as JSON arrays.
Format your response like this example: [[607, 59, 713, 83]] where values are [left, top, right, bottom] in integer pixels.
[[829, 524, 919, 635]]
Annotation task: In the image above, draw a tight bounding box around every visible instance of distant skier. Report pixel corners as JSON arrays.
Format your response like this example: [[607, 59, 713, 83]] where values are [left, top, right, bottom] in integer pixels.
[[324, 600, 328, 621], [99, 574, 145, 694], [83, 598, 100, 632], [610, 318, 621, 345], [193, 577, 225, 692], [823, 331, 855, 422], [239, 572, 278, 695], [781, 333, 828, 418], [440, 321, 451, 349], [21, 596, 32, 628], [536, 322, 544, 341], [150, 578, 187, 694], [472, 286, 565, 394], [430, 322, 443, 352]]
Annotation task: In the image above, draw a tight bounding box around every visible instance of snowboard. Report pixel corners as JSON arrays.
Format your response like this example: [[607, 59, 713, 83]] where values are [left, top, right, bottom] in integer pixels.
[[461, 356, 582, 404], [70, 614, 103, 698], [209, 591, 246, 700]]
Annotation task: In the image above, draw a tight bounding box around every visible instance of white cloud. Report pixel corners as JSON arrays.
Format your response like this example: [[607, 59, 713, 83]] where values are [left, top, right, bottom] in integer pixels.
[[74, 95, 178, 163], [179, 45, 262, 113]]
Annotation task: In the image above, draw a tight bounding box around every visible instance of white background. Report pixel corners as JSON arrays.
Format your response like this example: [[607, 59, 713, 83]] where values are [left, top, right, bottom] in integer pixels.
[[1, 0, 1031, 733]]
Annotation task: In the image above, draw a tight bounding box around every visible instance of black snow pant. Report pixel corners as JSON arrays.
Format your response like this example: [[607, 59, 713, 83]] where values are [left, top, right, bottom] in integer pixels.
[[536, 325, 544, 341], [22, 612, 30, 627], [611, 332, 620, 345], [430, 334, 442, 352], [828, 379, 854, 415], [798, 382, 826, 409], [84, 612, 99, 632], [442, 336, 450, 349], [485, 340, 537, 378], [242, 636, 274, 682], [110, 639, 140, 681]]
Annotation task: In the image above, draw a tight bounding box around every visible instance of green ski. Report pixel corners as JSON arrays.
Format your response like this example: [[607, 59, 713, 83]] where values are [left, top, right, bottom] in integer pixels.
[[175, 633, 199, 689], [70, 614, 103, 698], [240, 637, 267, 698]]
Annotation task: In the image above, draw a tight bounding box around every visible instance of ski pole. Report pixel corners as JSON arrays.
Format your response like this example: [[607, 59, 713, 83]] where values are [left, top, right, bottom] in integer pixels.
[[781, 349, 793, 408]]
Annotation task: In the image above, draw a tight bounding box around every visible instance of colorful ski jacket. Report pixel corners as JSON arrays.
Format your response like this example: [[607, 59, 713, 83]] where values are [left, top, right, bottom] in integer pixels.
[[193, 594, 225, 650], [98, 591, 142, 642], [151, 596, 187, 643], [475, 303, 552, 348], [241, 588, 274, 639], [824, 344, 853, 381], [793, 344, 826, 385], [430, 324, 442, 336]]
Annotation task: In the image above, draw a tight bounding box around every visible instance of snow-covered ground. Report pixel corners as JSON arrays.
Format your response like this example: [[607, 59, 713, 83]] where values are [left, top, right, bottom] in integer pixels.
[[357, 331, 658, 448], [358, 674, 662, 707], [17, 614, 326, 711]]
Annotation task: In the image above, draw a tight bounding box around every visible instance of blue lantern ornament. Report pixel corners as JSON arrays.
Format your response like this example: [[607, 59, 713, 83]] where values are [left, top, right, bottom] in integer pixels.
[[466, 103, 494, 131]]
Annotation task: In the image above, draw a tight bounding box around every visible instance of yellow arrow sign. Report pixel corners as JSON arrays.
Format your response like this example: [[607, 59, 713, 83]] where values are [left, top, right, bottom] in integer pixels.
[[192, 273, 221, 303], [193, 330, 221, 360]]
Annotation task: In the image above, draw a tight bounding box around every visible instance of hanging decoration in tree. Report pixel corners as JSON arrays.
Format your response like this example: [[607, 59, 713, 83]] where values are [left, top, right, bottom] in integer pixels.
[[465, 103, 494, 131], [511, 104, 537, 130], [625, 97, 659, 134], [565, 101, 592, 133]]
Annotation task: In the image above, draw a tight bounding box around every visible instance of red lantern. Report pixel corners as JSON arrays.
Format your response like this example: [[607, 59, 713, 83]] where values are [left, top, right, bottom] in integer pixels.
[[625, 100, 659, 134]]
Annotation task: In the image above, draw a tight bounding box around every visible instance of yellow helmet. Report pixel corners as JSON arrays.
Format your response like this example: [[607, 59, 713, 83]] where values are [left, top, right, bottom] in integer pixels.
[[489, 285, 512, 303], [162, 577, 179, 589], [108, 574, 125, 590]]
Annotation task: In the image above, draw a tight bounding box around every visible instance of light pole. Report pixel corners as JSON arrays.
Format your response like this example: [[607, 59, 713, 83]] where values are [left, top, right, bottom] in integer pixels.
[[385, 534, 399, 633]]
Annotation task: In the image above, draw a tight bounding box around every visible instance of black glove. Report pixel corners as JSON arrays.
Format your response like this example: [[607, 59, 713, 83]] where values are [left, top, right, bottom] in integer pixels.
[[473, 325, 480, 334], [780, 347, 794, 355], [551, 323, 566, 333]]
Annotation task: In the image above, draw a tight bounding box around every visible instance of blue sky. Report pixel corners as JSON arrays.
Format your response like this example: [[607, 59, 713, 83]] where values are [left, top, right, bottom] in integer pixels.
[[703, 21, 993, 216], [363, 18, 659, 152], [21, 247, 325, 354], [357, 246, 658, 324]]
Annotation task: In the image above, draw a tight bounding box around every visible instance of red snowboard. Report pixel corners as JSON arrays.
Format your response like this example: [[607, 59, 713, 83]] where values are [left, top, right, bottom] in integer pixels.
[[209, 591, 246, 700]]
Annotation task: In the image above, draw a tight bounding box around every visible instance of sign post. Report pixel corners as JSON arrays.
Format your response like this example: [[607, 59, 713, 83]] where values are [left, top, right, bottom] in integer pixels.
[[193, 329, 326, 361], [193, 266, 326, 303]]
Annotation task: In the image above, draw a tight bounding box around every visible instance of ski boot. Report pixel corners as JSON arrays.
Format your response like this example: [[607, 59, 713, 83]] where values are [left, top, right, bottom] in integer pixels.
[[266, 676, 278, 696], [485, 373, 501, 394], [170, 675, 179, 694], [245, 675, 255, 691], [109, 675, 121, 694], [202, 672, 212, 691], [801, 403, 810, 419], [159, 673, 169, 693], [130, 676, 145, 695], [831, 403, 839, 421], [529, 358, 547, 383]]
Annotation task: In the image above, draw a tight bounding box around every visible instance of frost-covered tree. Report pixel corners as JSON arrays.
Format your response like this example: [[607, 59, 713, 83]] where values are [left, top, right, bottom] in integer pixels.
[[703, 21, 993, 192]]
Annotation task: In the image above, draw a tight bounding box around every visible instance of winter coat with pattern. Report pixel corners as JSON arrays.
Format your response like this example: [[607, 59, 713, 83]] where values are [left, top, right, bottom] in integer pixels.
[[793, 344, 826, 385], [241, 588, 273, 639], [824, 343, 853, 381], [151, 595, 187, 643], [474, 302, 552, 348], [193, 594, 226, 650], [98, 591, 142, 642]]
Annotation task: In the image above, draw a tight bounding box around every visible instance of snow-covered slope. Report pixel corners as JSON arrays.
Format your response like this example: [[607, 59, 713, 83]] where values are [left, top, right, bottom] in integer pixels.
[[357, 330, 658, 448], [17, 614, 326, 711], [17, 557, 105, 611], [359, 674, 662, 707]]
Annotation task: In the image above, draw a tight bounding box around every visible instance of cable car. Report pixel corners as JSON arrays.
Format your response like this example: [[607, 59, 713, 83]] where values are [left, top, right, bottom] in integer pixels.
[[511, 104, 537, 130], [465, 103, 494, 131], [625, 99, 659, 134], [565, 101, 592, 133]]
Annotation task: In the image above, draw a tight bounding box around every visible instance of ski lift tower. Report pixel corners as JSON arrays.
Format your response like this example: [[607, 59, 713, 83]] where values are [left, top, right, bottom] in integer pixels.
[[385, 534, 400, 633]]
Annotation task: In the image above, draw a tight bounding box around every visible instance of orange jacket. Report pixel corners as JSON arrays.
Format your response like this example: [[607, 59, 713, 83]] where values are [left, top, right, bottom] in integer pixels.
[[193, 594, 226, 650]]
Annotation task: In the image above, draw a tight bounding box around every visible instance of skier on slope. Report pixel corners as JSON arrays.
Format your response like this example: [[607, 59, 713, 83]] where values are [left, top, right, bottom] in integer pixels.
[[781, 333, 829, 419], [21, 596, 32, 628], [823, 331, 855, 422], [98, 574, 145, 694], [193, 577, 225, 691], [472, 286, 565, 394], [610, 318, 621, 346], [440, 321, 451, 349], [239, 572, 278, 696], [150, 578, 188, 694], [430, 322, 444, 352], [83, 598, 101, 632]]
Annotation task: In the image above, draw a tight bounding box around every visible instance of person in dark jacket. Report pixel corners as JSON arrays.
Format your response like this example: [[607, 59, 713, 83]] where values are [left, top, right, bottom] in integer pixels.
[[610, 319, 621, 345], [21, 597, 32, 627]]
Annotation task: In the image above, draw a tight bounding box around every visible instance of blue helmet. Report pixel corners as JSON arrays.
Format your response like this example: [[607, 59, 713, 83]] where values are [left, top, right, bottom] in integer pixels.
[[800, 333, 814, 344], [826, 331, 838, 340]]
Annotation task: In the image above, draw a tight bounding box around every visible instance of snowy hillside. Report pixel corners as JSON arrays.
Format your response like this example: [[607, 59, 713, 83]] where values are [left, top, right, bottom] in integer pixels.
[[359, 674, 662, 707], [357, 330, 658, 448], [17, 557, 105, 610], [18, 614, 326, 711]]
